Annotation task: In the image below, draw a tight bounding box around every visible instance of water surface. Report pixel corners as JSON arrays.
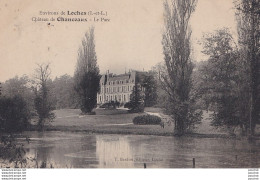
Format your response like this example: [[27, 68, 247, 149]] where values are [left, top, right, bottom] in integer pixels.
[[18, 131, 260, 168]]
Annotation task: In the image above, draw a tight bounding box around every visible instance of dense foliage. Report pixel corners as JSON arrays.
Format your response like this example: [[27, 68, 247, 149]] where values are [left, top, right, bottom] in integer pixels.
[[33, 64, 56, 129], [161, 0, 201, 135], [51, 74, 78, 109], [198, 25, 259, 135], [74, 27, 100, 113], [139, 72, 158, 107], [0, 96, 30, 132], [133, 114, 162, 125], [100, 101, 120, 109], [75, 71, 100, 113], [1, 76, 35, 114], [128, 81, 145, 113], [199, 29, 241, 128], [0, 135, 28, 168], [235, 0, 260, 135]]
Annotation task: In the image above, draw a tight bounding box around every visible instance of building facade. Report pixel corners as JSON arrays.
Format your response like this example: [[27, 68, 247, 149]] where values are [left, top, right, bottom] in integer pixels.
[[97, 71, 136, 105]]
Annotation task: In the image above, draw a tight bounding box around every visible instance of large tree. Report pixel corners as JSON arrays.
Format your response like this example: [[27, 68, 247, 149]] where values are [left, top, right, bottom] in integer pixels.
[[199, 28, 246, 133], [33, 63, 55, 129], [139, 71, 158, 107], [128, 74, 145, 113], [161, 0, 201, 135], [52, 74, 78, 109], [74, 27, 100, 113], [235, 0, 260, 135], [1, 75, 35, 113]]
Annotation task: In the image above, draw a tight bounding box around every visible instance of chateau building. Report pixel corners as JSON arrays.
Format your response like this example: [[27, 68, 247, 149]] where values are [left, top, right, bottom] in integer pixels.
[[97, 71, 136, 104]]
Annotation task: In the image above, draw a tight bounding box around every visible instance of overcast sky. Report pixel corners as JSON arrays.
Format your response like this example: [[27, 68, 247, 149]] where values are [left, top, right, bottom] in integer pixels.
[[0, 0, 237, 82]]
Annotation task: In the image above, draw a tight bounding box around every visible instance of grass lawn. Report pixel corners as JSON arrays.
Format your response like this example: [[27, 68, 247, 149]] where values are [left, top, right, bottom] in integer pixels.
[[46, 108, 174, 136], [28, 107, 260, 137], [32, 107, 253, 137]]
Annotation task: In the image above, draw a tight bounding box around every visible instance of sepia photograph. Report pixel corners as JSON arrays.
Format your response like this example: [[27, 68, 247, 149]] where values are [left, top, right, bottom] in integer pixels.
[[0, 0, 259, 173]]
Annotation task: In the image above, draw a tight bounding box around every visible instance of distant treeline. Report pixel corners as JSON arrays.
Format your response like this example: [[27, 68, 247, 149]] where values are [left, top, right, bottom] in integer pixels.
[[0, 74, 79, 111]]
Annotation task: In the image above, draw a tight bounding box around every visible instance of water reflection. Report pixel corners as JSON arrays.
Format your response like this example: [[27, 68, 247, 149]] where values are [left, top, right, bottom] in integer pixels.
[[96, 135, 134, 168], [5, 131, 259, 168]]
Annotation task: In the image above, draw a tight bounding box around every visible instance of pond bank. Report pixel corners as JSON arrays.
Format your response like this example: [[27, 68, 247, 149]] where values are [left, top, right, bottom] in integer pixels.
[[28, 108, 260, 139], [27, 125, 242, 139]]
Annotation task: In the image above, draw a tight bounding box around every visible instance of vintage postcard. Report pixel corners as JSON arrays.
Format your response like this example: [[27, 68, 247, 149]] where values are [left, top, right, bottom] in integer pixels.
[[0, 0, 259, 174]]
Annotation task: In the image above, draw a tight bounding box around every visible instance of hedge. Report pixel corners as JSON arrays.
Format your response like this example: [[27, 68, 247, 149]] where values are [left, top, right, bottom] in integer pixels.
[[133, 114, 161, 125]]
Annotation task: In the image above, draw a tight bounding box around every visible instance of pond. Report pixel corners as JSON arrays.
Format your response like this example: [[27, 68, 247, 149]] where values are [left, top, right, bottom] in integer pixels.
[[3, 131, 260, 168]]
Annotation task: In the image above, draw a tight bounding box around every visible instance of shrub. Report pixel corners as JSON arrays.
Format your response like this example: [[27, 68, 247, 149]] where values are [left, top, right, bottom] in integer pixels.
[[0, 135, 29, 168], [80, 111, 96, 115], [34, 95, 55, 129], [125, 101, 145, 113], [124, 102, 133, 109], [133, 114, 161, 125], [100, 101, 119, 109]]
